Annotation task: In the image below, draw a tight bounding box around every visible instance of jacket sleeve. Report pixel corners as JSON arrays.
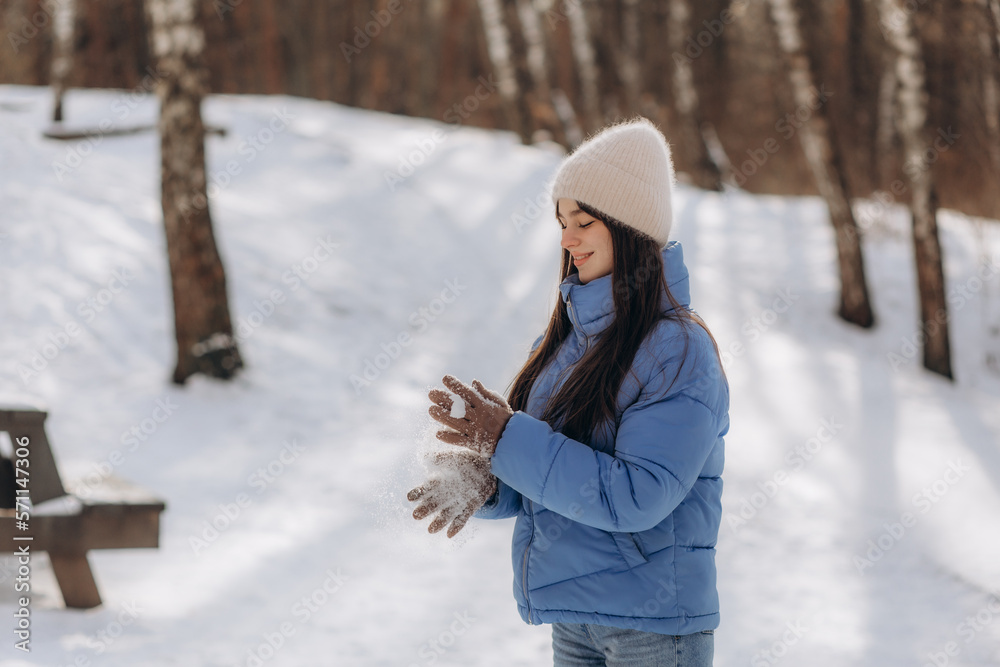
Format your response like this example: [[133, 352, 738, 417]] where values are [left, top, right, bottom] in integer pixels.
[[488, 357, 722, 533], [472, 332, 545, 522]]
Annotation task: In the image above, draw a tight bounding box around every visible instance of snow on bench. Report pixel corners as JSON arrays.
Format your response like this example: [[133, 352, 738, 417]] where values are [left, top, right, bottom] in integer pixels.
[[0, 405, 166, 609]]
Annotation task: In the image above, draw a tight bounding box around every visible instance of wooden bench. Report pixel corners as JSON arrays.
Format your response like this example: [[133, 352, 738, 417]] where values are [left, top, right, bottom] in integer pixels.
[[0, 404, 166, 609]]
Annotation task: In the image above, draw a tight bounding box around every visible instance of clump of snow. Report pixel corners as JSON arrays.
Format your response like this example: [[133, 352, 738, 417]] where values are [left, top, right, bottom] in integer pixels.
[[449, 391, 467, 419], [368, 395, 487, 548], [31, 494, 83, 516], [414, 451, 492, 519]]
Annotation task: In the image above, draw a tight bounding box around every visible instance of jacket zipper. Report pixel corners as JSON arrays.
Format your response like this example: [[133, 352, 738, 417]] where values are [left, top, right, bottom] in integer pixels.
[[566, 295, 591, 356], [520, 294, 582, 624], [522, 501, 534, 623], [521, 293, 590, 624]]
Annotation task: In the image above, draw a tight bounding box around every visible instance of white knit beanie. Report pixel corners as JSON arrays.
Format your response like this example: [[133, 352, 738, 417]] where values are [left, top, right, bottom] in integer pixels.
[[550, 116, 676, 247]]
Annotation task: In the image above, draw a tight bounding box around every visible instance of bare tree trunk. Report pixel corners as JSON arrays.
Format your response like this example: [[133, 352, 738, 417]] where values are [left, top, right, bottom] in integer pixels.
[[436, 0, 463, 117], [310, 0, 332, 101], [584, 1, 626, 120], [258, 0, 283, 94], [565, 0, 602, 133], [875, 54, 898, 188], [367, 0, 390, 110], [573, 0, 636, 121], [475, 0, 531, 141], [277, 0, 310, 98], [847, 0, 880, 191], [991, 0, 1000, 51], [416, 0, 446, 119], [49, 0, 76, 123], [617, 0, 641, 116], [877, 0, 953, 378], [982, 0, 1000, 185], [668, 0, 724, 191], [767, 0, 875, 327], [144, 0, 243, 384], [538, 0, 585, 145], [500, 0, 542, 141], [516, 0, 566, 143]]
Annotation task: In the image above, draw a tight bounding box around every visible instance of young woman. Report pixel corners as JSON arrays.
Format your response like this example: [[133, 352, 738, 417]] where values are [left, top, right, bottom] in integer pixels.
[[408, 117, 729, 667]]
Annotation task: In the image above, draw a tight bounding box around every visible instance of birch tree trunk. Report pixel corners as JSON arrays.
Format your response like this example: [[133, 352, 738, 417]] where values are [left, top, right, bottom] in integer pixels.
[[145, 0, 243, 384], [877, 0, 953, 378], [49, 0, 76, 122], [476, 0, 532, 142], [516, 0, 566, 143], [668, 0, 724, 191], [767, 0, 875, 327]]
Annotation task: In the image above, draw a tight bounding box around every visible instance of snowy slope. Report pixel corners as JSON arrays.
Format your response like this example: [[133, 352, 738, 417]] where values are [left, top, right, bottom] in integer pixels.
[[1, 84, 999, 667]]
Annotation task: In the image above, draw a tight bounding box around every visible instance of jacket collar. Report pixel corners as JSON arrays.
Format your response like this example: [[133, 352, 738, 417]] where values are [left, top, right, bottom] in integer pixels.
[[558, 240, 691, 338]]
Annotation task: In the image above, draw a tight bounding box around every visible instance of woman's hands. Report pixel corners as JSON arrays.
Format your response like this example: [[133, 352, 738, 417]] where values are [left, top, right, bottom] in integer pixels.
[[407, 450, 497, 538], [427, 375, 514, 458], [407, 375, 513, 538]]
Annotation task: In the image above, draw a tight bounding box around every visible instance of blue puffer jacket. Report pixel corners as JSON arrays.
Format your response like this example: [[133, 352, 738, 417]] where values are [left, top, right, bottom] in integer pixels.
[[475, 240, 729, 636]]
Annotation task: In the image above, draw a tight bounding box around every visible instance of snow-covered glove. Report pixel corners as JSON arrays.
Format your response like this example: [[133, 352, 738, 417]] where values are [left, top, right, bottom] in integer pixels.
[[427, 375, 513, 458], [407, 450, 498, 538]]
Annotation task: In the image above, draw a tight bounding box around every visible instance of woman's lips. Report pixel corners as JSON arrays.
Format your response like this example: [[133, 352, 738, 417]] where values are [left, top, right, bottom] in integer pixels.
[[573, 252, 593, 266]]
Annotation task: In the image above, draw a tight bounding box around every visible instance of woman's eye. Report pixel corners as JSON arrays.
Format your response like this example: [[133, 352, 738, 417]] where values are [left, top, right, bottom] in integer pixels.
[[580, 222, 593, 229]]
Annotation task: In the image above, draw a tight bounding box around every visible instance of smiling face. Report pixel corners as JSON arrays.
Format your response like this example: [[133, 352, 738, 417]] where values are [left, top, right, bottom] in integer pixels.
[[557, 198, 614, 284]]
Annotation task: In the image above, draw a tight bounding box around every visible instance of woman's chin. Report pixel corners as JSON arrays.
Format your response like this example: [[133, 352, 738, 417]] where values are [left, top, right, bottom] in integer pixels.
[[579, 268, 611, 284]]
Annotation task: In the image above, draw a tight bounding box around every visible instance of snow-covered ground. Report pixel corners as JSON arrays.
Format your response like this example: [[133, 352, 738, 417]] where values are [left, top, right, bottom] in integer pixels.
[[1, 84, 999, 666]]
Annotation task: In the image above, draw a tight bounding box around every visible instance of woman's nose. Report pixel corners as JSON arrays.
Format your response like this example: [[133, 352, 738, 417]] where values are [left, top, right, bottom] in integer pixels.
[[561, 228, 580, 249]]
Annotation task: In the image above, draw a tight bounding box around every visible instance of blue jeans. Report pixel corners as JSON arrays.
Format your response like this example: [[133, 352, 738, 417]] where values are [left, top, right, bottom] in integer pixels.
[[552, 623, 714, 667]]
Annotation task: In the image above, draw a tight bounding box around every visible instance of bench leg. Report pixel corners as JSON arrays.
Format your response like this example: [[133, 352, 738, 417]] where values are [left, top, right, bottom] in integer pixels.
[[49, 551, 102, 609]]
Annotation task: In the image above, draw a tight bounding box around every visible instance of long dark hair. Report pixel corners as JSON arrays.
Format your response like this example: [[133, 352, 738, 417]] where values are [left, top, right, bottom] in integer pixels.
[[505, 201, 723, 445]]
